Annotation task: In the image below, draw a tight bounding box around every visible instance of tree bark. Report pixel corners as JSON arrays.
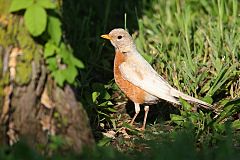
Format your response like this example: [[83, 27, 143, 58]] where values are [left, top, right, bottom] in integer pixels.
[[0, 13, 94, 153]]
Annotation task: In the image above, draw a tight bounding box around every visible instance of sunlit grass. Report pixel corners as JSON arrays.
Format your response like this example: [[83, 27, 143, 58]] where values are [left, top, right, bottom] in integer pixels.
[[135, 0, 240, 102]]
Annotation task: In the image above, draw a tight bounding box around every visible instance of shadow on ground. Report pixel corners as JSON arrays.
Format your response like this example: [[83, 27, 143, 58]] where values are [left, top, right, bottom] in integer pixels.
[[126, 101, 180, 125]]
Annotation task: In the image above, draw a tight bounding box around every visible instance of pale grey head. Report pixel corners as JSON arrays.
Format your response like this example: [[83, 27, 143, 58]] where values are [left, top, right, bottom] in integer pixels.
[[101, 28, 136, 53]]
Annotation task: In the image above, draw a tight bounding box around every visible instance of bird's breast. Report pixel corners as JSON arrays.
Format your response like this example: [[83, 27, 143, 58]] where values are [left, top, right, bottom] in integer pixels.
[[114, 50, 157, 104]]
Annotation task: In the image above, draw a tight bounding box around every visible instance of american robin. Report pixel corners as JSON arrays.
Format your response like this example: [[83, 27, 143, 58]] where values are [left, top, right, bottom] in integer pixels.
[[101, 28, 212, 130]]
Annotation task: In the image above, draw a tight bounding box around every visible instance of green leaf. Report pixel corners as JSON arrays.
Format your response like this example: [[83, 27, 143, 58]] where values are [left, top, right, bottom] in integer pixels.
[[201, 96, 213, 104], [188, 114, 199, 124], [92, 83, 111, 100], [214, 98, 240, 124], [44, 42, 57, 58], [58, 43, 70, 62], [213, 123, 225, 133], [106, 107, 116, 112], [97, 110, 110, 117], [36, 0, 56, 9], [179, 98, 192, 111], [98, 101, 109, 107], [232, 120, 240, 130], [98, 101, 114, 107], [52, 70, 65, 87], [199, 80, 211, 94], [170, 114, 184, 121], [48, 16, 62, 44], [24, 4, 47, 36], [57, 43, 84, 69], [64, 65, 78, 84], [71, 55, 85, 68], [92, 92, 100, 103], [107, 101, 114, 105], [97, 136, 112, 147], [9, 0, 33, 12], [170, 114, 185, 125], [46, 57, 58, 71]]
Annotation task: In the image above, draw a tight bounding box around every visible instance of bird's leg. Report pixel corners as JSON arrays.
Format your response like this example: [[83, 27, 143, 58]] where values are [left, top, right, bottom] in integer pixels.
[[130, 103, 140, 126], [140, 105, 149, 130]]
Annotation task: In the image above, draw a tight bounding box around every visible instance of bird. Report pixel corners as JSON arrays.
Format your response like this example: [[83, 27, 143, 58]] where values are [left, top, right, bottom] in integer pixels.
[[101, 28, 212, 130]]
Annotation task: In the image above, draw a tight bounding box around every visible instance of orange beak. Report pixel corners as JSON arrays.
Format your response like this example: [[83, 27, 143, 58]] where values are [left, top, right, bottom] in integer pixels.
[[101, 34, 112, 40]]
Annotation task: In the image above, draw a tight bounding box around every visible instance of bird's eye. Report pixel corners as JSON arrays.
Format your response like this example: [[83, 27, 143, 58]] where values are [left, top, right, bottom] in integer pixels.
[[117, 35, 123, 39]]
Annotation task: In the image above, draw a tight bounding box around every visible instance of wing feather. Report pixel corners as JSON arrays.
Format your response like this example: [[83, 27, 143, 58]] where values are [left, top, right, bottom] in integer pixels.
[[119, 55, 180, 104]]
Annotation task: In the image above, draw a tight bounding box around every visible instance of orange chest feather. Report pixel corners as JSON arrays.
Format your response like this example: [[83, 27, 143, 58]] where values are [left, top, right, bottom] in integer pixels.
[[114, 51, 146, 104]]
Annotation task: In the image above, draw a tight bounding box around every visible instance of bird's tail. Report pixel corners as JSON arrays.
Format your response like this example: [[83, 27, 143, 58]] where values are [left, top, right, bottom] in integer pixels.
[[170, 88, 213, 109]]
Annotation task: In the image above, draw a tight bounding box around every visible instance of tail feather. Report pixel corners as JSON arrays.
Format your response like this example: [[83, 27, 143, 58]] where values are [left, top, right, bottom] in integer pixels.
[[170, 88, 212, 109]]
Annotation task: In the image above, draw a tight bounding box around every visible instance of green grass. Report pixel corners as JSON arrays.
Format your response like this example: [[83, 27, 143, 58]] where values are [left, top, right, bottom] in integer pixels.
[[135, 0, 240, 100], [131, 0, 240, 153]]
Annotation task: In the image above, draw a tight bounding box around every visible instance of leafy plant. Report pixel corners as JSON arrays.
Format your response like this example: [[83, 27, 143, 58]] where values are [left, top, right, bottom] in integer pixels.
[[170, 98, 212, 137], [10, 0, 55, 36], [86, 82, 117, 129], [9, 0, 84, 87]]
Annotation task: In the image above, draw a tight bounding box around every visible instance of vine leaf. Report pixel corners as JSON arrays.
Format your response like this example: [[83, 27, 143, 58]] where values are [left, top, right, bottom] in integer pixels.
[[36, 0, 56, 9], [71, 56, 85, 68], [44, 41, 57, 58], [52, 70, 65, 87], [64, 65, 78, 84], [24, 4, 47, 36], [9, 0, 33, 12], [48, 16, 62, 44]]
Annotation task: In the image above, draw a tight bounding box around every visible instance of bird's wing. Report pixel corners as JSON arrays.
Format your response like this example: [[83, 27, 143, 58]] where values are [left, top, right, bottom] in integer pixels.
[[119, 54, 212, 108], [119, 56, 180, 104]]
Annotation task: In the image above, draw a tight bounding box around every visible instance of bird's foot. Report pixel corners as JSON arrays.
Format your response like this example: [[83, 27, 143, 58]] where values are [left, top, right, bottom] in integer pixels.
[[136, 126, 145, 132]]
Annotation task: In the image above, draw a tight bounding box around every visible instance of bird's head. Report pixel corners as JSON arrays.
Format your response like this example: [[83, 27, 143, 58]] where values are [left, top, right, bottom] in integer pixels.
[[101, 28, 136, 53]]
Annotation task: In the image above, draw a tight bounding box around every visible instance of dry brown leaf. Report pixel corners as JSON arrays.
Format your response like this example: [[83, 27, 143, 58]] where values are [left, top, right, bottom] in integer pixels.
[[7, 122, 19, 145], [40, 87, 54, 109], [0, 85, 13, 123], [119, 128, 131, 139], [102, 130, 116, 139], [0, 15, 8, 26], [40, 115, 51, 131], [40, 115, 56, 135], [9, 48, 22, 80]]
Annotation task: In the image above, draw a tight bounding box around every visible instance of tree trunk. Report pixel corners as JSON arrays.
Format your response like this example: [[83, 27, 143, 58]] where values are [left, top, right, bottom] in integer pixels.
[[0, 13, 94, 153]]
